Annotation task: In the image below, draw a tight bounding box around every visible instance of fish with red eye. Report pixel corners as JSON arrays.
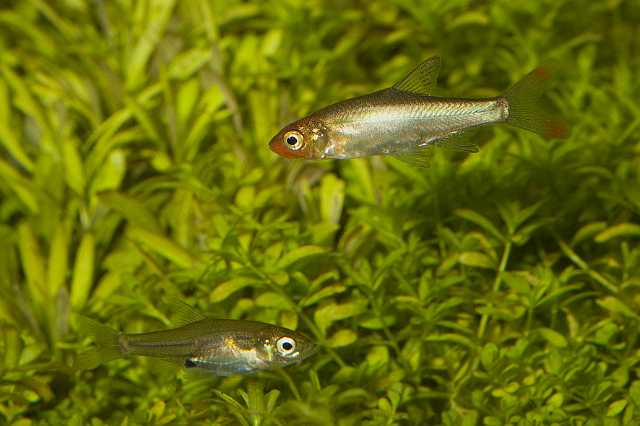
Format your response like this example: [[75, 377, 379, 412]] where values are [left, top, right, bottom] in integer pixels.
[[269, 56, 570, 166]]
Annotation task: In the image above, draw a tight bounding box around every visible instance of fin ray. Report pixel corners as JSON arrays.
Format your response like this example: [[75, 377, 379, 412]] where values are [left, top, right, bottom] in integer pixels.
[[431, 133, 480, 153], [392, 146, 436, 168], [168, 300, 207, 327], [75, 315, 122, 370], [392, 56, 441, 96], [503, 66, 570, 139]]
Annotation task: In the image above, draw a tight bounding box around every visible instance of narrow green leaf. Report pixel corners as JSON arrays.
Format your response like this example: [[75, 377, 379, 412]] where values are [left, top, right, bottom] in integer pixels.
[[18, 222, 46, 304], [320, 174, 345, 225], [454, 209, 504, 241], [425, 333, 475, 348], [0, 79, 34, 171], [99, 191, 161, 233], [168, 48, 213, 80], [328, 329, 358, 348], [90, 149, 127, 194], [301, 284, 347, 307], [595, 223, 640, 243], [459, 251, 496, 269], [607, 399, 628, 417], [538, 328, 568, 348], [92, 272, 123, 302], [0, 159, 39, 213], [314, 300, 368, 334], [572, 221, 607, 246], [126, 0, 177, 89], [47, 221, 69, 297], [62, 139, 86, 195], [277, 245, 327, 269], [70, 232, 95, 309], [210, 277, 255, 303], [127, 227, 198, 269], [255, 292, 291, 309], [630, 381, 640, 407], [597, 297, 640, 320], [480, 343, 498, 370]]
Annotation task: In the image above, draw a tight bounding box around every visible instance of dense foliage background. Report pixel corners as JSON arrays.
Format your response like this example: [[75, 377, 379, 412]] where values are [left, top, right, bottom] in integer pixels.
[[1, 0, 639, 425]]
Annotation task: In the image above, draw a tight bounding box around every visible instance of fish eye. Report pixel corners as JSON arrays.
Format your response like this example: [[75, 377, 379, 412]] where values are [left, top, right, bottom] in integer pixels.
[[276, 336, 296, 355], [283, 131, 304, 151]]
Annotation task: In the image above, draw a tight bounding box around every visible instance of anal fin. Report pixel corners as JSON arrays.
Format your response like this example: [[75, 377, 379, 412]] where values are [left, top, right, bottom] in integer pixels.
[[391, 132, 479, 168], [391, 145, 436, 168]]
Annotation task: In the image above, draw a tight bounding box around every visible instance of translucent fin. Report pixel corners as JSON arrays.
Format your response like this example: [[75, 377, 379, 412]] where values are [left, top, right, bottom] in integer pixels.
[[148, 356, 188, 372], [168, 300, 207, 327], [431, 133, 480, 153], [503, 67, 570, 139], [75, 315, 122, 370], [392, 56, 441, 96], [393, 133, 478, 168], [392, 146, 435, 168]]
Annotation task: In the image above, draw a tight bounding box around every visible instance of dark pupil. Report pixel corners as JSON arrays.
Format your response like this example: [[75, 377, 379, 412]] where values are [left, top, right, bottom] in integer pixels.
[[282, 341, 293, 351], [286, 135, 298, 145]]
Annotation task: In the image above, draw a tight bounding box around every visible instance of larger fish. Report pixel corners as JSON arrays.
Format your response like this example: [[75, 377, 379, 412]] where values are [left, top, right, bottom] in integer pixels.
[[269, 56, 569, 165], [76, 307, 316, 376]]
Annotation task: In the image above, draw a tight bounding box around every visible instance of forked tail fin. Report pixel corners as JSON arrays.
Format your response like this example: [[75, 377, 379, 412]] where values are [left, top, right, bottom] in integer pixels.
[[75, 315, 122, 370], [503, 67, 570, 139]]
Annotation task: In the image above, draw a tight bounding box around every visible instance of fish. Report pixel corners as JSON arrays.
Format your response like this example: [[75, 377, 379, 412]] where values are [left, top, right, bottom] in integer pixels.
[[269, 56, 569, 166], [75, 305, 317, 376]]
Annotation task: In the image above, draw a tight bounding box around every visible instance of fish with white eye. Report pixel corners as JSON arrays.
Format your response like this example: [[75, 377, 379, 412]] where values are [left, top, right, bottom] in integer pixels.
[[283, 131, 304, 151], [75, 304, 317, 376], [276, 336, 297, 357]]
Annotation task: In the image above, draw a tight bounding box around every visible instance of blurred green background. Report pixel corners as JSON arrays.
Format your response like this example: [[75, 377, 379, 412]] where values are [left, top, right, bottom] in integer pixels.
[[1, 0, 639, 425]]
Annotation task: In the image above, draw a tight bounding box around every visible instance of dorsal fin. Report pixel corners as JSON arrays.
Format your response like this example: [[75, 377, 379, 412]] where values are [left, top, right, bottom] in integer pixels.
[[392, 56, 441, 95], [168, 300, 207, 327]]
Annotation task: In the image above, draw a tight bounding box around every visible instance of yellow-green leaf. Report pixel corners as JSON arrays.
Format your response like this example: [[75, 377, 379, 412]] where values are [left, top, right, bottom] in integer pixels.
[[255, 292, 291, 309], [210, 277, 255, 303], [278, 245, 327, 269], [314, 300, 367, 334], [127, 227, 198, 269], [595, 223, 640, 243], [70, 232, 95, 309], [328, 329, 358, 348], [459, 251, 496, 269], [538, 328, 568, 348]]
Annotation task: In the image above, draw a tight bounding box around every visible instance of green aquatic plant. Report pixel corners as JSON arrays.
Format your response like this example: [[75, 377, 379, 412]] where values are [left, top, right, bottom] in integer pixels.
[[1, 0, 639, 425]]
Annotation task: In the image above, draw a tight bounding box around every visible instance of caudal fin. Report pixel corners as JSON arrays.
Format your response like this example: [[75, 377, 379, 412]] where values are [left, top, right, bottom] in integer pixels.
[[75, 315, 122, 370], [503, 67, 570, 139]]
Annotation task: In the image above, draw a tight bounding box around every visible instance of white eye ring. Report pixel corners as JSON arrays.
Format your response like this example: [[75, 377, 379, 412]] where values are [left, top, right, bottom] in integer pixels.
[[283, 131, 304, 151], [276, 336, 296, 355]]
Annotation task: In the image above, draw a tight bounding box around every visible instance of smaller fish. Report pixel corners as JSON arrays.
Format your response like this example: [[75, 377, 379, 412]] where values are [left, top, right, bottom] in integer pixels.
[[76, 306, 316, 376], [269, 56, 569, 166]]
